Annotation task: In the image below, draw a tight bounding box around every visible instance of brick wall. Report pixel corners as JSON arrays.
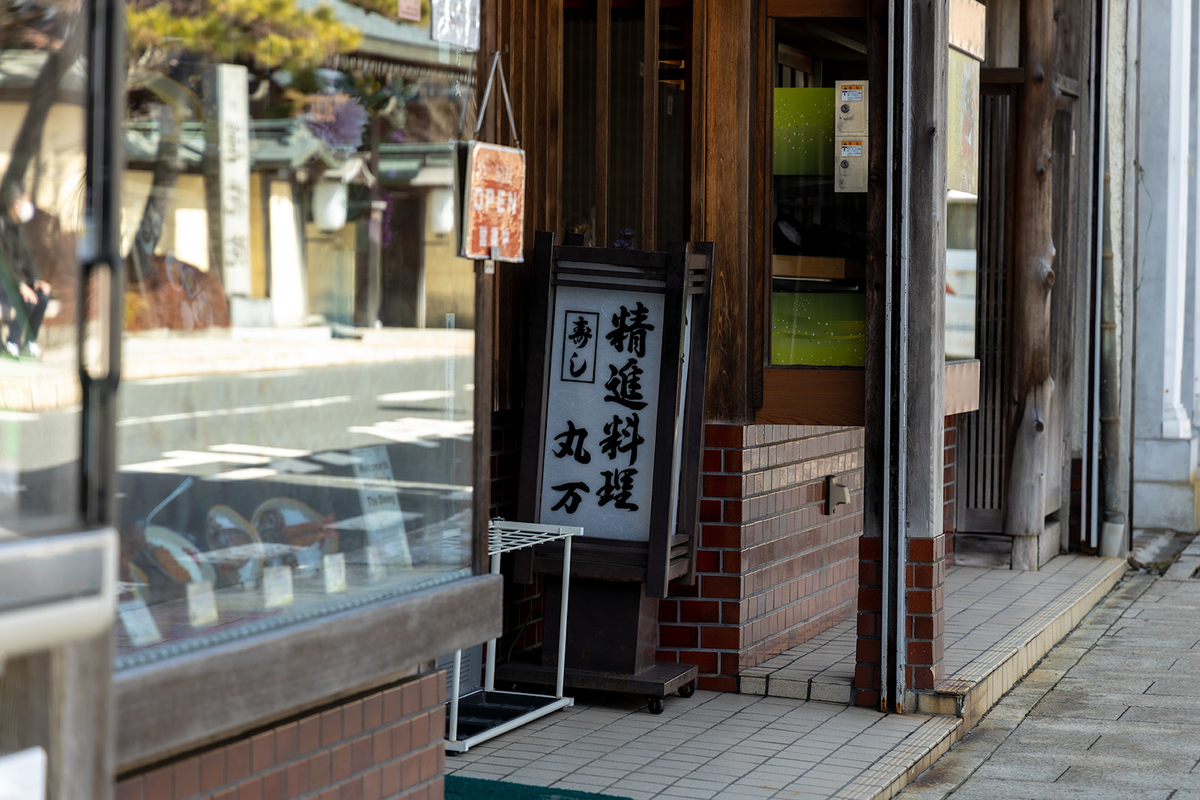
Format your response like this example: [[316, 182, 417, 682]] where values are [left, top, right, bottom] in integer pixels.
[[657, 423, 865, 692], [115, 671, 447, 800]]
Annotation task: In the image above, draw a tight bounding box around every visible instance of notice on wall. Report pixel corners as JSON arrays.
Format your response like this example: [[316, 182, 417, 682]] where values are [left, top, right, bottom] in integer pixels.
[[431, 0, 479, 50], [351, 445, 414, 567], [203, 64, 252, 297], [538, 286, 665, 541], [461, 142, 525, 262], [397, 0, 421, 21]]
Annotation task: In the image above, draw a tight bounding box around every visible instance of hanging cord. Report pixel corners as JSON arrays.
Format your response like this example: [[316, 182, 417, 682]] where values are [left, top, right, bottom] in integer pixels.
[[475, 50, 520, 148]]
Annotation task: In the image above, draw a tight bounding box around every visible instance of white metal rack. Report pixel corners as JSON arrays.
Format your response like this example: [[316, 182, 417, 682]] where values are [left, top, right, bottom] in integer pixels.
[[445, 520, 580, 753]]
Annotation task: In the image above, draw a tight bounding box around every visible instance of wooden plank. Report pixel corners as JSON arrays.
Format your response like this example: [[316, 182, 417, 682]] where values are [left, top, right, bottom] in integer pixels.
[[752, 10, 770, 409], [766, 0, 867, 17], [546, 0, 564, 236], [678, 243, 715, 585], [646, 242, 688, 598], [642, 0, 660, 248], [689, 0, 706, 244], [702, 0, 753, 423], [757, 368, 865, 426], [474, 259, 495, 575], [517, 232, 558, 527], [981, 67, 1025, 84], [596, 0, 612, 247]]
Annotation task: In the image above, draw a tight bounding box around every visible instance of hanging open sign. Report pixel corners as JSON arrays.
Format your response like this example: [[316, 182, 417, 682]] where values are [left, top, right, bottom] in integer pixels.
[[460, 141, 525, 262]]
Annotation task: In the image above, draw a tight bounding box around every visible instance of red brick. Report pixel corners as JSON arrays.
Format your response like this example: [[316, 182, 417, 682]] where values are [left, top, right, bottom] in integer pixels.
[[391, 720, 412, 757], [910, 665, 938, 690], [262, 770, 285, 800], [298, 714, 321, 755], [659, 624, 699, 648], [858, 535, 882, 560], [200, 752, 224, 793], [320, 790, 339, 800], [286, 763, 308, 797], [907, 640, 933, 664], [331, 743, 352, 782], [694, 550, 720, 573], [721, 601, 741, 625], [702, 448, 723, 472], [340, 777, 362, 800], [363, 769, 382, 800], [419, 747, 438, 781], [722, 500, 745, 524], [251, 732, 274, 774], [143, 767, 171, 800], [678, 650, 718, 673], [275, 723, 299, 763], [363, 694, 384, 731], [856, 638, 881, 662], [858, 587, 881, 612], [701, 626, 739, 650], [701, 525, 741, 549], [400, 754, 420, 790], [724, 449, 744, 474], [382, 764, 401, 796], [722, 551, 742, 574], [704, 425, 742, 448], [402, 682, 421, 718], [699, 674, 737, 692], [720, 652, 739, 676], [699, 499, 723, 522], [411, 714, 430, 749], [214, 790, 237, 800], [353, 735, 373, 773], [383, 687, 404, 723], [321, 710, 342, 748], [237, 778, 261, 800], [679, 599, 720, 623], [704, 474, 742, 498], [173, 757, 200, 800], [343, 700, 364, 739], [701, 574, 740, 599], [907, 589, 934, 615], [658, 599, 679, 622], [421, 675, 439, 710], [855, 688, 881, 708], [854, 664, 877, 687], [309, 752, 331, 788], [373, 729, 392, 765]]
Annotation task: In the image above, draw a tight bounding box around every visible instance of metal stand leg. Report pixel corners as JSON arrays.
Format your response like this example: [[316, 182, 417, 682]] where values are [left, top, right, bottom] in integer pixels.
[[484, 551, 501, 692], [556, 535, 571, 698], [448, 649, 461, 742]]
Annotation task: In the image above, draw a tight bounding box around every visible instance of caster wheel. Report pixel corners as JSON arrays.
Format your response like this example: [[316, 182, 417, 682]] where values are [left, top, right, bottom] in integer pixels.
[[678, 681, 696, 699], [647, 697, 664, 715]]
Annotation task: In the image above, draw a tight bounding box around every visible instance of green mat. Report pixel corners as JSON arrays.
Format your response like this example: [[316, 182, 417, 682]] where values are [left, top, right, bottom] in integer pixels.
[[445, 775, 633, 800]]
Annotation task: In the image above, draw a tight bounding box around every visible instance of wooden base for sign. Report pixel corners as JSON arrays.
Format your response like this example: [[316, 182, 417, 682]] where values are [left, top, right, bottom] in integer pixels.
[[495, 660, 698, 715]]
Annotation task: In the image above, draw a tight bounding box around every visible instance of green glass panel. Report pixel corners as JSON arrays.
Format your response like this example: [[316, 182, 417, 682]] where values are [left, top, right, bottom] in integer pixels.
[[773, 88, 834, 177], [771, 291, 866, 366]]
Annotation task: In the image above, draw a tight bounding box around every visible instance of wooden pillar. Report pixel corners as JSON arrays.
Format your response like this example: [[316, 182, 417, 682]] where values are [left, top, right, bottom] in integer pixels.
[[701, 0, 753, 423], [1006, 0, 1058, 570]]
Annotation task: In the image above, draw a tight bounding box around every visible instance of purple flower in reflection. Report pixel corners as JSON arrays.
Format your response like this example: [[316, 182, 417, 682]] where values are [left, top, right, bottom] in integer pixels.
[[304, 94, 369, 152]]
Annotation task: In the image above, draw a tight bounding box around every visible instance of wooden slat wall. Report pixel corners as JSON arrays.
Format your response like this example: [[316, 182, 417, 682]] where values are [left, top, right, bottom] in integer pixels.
[[642, 0, 661, 247]]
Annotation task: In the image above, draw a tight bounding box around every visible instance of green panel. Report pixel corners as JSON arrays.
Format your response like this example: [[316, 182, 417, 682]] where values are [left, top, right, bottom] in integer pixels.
[[772, 291, 866, 366], [773, 88, 835, 177]]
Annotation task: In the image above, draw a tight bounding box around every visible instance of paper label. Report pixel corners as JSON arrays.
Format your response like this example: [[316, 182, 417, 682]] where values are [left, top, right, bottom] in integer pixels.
[[118, 597, 163, 647], [841, 87, 863, 102], [351, 446, 414, 567], [366, 545, 386, 582], [841, 142, 863, 158], [187, 581, 219, 628], [397, 0, 421, 20], [262, 565, 294, 609], [324, 552, 347, 594]]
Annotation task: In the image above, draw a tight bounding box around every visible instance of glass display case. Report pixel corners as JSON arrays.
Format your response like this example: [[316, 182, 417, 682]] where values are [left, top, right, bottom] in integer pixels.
[[111, 1, 481, 667]]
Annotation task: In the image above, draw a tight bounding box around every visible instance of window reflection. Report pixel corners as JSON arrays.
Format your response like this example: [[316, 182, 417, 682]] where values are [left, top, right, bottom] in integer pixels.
[[114, 0, 478, 665]]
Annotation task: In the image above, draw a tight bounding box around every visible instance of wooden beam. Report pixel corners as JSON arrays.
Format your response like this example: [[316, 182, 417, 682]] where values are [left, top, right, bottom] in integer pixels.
[[642, 0, 660, 248], [596, 0, 611, 247], [688, 0, 706, 243], [546, 0, 564, 236], [757, 368, 865, 426], [702, 0, 753, 423], [1006, 0, 1058, 570], [981, 66, 1026, 84]]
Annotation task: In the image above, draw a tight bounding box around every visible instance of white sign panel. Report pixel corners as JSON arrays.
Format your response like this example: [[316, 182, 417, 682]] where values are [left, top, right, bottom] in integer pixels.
[[204, 64, 252, 296], [351, 446, 414, 567], [539, 284, 664, 541], [0, 748, 45, 800], [431, 0, 480, 50]]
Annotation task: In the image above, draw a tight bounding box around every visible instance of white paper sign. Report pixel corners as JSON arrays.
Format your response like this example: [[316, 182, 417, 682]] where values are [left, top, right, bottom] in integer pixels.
[[431, 0, 480, 49], [324, 552, 347, 594], [0, 747, 45, 800], [262, 565, 294, 608], [351, 446, 414, 567], [841, 87, 864, 102], [187, 581, 219, 628], [118, 597, 163, 647], [840, 142, 864, 158], [538, 285, 664, 541], [366, 545, 386, 582]]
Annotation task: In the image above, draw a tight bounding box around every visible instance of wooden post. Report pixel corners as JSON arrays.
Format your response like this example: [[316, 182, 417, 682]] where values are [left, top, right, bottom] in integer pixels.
[[1006, 0, 1057, 570]]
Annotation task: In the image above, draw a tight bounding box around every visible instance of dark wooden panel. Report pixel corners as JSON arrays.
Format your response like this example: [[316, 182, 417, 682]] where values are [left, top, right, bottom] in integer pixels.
[[643, 0, 660, 247], [596, 0, 612, 246], [546, 0, 564, 236], [757, 368, 865, 426], [766, 0, 868, 17], [689, 0, 706, 244], [474, 260, 495, 575], [703, 0, 753, 423]]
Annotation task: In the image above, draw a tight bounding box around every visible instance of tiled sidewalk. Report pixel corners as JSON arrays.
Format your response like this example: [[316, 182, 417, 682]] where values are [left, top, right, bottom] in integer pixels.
[[740, 555, 1126, 705], [445, 690, 961, 800]]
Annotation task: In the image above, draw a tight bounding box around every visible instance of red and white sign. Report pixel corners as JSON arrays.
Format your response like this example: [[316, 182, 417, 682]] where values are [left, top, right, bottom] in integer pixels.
[[461, 142, 525, 262], [397, 0, 421, 21]]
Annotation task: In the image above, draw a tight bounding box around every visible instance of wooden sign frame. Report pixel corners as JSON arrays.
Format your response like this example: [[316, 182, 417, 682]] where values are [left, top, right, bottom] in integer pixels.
[[518, 232, 713, 598]]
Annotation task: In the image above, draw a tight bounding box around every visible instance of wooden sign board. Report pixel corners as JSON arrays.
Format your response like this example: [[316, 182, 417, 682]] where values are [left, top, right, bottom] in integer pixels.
[[520, 234, 714, 597], [459, 142, 525, 262]]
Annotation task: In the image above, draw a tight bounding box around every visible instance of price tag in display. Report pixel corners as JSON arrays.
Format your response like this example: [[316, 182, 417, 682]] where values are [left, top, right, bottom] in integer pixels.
[[262, 565, 295, 609], [187, 581, 219, 628], [366, 545, 386, 582], [118, 597, 163, 647], [323, 553, 347, 594]]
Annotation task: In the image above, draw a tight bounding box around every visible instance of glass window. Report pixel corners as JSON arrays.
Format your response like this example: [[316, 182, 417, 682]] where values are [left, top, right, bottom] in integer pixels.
[[0, 0, 88, 537], [114, 0, 478, 666], [770, 20, 868, 367]]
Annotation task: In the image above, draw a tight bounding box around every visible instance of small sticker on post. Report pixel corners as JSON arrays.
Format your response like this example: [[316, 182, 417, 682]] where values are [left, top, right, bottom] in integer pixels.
[[840, 142, 864, 158], [187, 581, 219, 628], [324, 552, 347, 594], [263, 565, 294, 608], [118, 597, 163, 647], [841, 86, 864, 102]]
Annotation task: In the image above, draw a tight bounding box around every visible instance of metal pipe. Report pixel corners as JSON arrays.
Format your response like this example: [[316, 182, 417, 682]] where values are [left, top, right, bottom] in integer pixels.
[[1091, 0, 1111, 551], [555, 535, 571, 699], [483, 550, 501, 692], [448, 649, 462, 743]]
